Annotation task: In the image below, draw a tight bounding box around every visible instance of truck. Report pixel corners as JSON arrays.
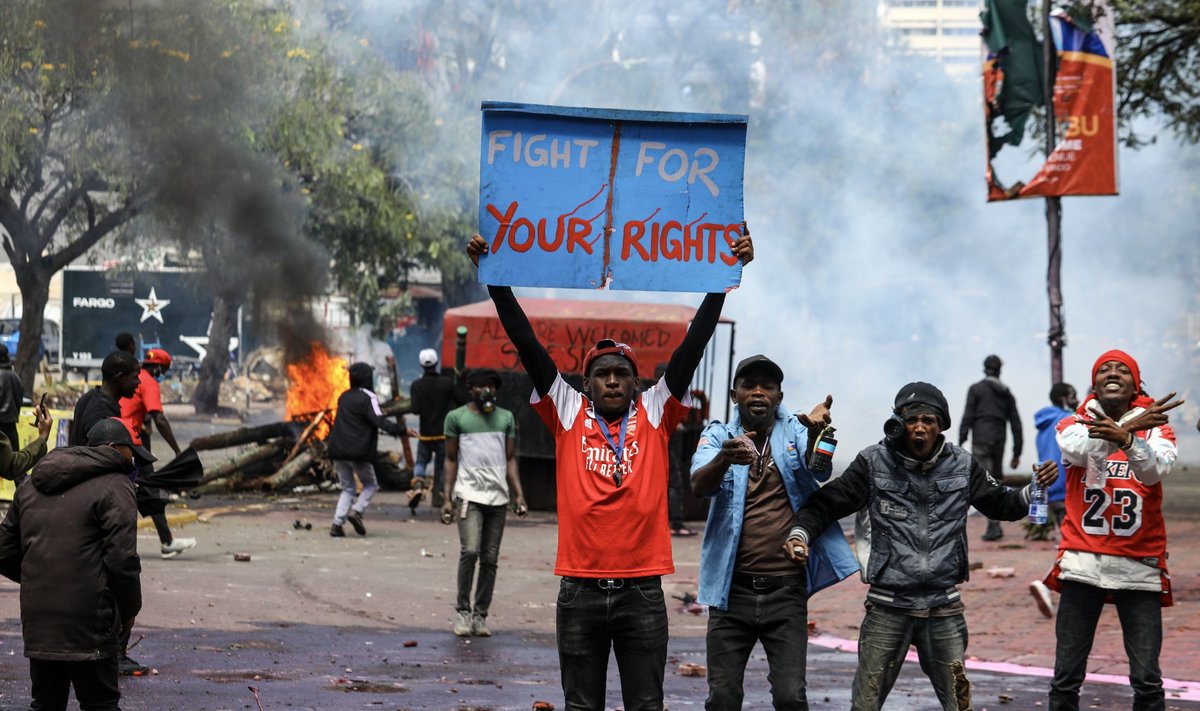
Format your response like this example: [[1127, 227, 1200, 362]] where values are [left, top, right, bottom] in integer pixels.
[[442, 297, 735, 513], [61, 269, 248, 372]]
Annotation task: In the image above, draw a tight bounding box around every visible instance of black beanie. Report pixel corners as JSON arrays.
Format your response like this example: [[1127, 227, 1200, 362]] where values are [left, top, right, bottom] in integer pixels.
[[893, 381, 951, 429]]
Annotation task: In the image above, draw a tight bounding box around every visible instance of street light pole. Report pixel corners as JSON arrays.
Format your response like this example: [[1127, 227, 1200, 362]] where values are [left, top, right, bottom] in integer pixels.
[[1043, 0, 1065, 385]]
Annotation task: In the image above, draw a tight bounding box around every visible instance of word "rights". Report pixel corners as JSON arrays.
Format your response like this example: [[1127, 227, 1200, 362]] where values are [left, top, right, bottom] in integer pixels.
[[485, 132, 723, 198]]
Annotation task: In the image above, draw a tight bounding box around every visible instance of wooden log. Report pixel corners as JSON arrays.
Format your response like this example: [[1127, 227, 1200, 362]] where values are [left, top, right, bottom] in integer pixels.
[[284, 409, 327, 464], [190, 422, 292, 451], [263, 447, 318, 491], [198, 441, 286, 486]]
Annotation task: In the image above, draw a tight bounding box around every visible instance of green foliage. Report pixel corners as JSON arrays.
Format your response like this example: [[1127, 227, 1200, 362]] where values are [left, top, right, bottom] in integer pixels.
[[1114, 0, 1200, 145]]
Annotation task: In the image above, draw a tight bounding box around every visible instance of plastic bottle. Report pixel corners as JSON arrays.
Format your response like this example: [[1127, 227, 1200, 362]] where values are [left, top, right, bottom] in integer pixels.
[[1028, 478, 1048, 525]]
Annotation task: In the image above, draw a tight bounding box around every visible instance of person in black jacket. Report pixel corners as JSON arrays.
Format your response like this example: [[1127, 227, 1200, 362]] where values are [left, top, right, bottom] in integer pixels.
[[0, 417, 148, 711], [784, 382, 1057, 711], [407, 349, 467, 510], [326, 362, 404, 537], [0, 344, 25, 450], [70, 351, 142, 447], [959, 354, 1024, 541]]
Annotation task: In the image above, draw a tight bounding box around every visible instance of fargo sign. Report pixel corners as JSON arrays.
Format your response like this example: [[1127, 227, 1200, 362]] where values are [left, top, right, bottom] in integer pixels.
[[478, 102, 747, 292]]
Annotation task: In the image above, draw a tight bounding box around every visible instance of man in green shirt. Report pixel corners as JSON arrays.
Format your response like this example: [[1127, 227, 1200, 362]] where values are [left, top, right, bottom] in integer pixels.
[[441, 368, 527, 638]]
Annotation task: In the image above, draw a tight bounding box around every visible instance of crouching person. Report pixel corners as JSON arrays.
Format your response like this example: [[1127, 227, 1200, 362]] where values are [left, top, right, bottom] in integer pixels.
[[785, 382, 1057, 711], [0, 417, 147, 710], [692, 355, 857, 710]]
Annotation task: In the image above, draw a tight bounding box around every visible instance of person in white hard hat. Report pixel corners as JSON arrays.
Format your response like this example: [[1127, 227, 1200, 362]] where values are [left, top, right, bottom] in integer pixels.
[[407, 348, 466, 512]]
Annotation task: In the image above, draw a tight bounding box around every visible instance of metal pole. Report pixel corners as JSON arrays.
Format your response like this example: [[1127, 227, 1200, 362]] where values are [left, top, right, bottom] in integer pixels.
[[1043, 0, 1065, 385], [724, 322, 736, 422]]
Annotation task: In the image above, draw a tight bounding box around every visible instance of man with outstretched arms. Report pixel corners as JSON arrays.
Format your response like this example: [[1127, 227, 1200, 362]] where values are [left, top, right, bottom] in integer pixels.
[[1046, 350, 1182, 711], [465, 230, 752, 710]]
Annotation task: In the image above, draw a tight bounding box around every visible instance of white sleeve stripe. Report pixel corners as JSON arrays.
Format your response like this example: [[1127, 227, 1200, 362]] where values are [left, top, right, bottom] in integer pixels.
[[366, 389, 384, 417], [531, 373, 582, 430], [641, 376, 691, 428]]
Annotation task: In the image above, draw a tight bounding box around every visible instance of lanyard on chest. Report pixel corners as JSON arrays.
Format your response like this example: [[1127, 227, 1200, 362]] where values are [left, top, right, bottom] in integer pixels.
[[596, 408, 631, 487]]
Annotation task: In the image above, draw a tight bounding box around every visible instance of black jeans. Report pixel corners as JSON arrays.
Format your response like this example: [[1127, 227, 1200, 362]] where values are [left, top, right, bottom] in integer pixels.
[[456, 500, 507, 616], [1049, 580, 1164, 711], [29, 656, 120, 711], [556, 576, 668, 710], [706, 575, 810, 710]]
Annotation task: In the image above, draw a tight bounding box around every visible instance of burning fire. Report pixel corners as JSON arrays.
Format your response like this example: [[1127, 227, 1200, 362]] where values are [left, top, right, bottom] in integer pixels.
[[285, 342, 349, 438]]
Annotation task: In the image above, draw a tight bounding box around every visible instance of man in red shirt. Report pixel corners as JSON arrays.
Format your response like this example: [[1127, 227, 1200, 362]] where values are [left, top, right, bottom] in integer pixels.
[[465, 230, 753, 710], [118, 348, 193, 560]]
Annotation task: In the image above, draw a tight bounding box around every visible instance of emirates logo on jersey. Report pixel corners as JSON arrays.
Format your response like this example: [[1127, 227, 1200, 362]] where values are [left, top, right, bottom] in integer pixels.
[[581, 436, 642, 481]]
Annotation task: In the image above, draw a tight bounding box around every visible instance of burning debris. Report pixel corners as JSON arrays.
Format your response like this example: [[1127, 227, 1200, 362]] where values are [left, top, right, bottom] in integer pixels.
[[193, 343, 413, 494]]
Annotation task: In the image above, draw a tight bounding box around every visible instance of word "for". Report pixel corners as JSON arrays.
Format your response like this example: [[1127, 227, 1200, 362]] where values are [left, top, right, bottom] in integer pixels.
[[485, 132, 723, 198]]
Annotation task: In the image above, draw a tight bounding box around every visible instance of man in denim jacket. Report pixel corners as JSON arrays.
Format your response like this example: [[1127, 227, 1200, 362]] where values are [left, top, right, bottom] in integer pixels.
[[692, 355, 857, 710]]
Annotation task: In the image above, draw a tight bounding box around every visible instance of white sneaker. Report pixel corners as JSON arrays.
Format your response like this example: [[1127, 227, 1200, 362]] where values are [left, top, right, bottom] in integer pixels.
[[453, 611, 471, 637], [161, 537, 197, 559], [1030, 580, 1054, 618]]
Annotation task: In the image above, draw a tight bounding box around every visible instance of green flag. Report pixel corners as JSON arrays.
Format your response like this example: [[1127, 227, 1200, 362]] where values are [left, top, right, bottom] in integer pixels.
[[982, 0, 1045, 158]]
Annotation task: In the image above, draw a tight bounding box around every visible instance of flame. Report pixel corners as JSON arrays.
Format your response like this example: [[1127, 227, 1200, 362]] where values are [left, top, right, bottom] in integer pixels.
[[285, 342, 349, 439]]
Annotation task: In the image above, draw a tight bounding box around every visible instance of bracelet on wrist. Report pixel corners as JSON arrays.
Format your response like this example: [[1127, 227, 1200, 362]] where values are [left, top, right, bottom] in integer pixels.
[[1121, 432, 1135, 450]]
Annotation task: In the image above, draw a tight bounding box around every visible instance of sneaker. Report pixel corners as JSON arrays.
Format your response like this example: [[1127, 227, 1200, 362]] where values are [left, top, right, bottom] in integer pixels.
[[470, 613, 491, 637], [160, 537, 196, 559], [329, 523, 345, 538], [981, 521, 1004, 541], [118, 654, 149, 676], [347, 510, 366, 536], [408, 489, 425, 513], [1030, 580, 1055, 618], [453, 611, 472, 637]]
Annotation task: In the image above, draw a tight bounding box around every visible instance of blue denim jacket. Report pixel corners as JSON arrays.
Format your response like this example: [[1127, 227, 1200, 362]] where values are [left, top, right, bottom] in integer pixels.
[[693, 407, 859, 610]]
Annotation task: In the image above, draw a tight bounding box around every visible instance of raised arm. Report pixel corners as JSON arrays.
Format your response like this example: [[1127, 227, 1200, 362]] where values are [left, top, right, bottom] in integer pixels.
[[664, 292, 725, 400], [487, 285, 558, 397], [664, 230, 754, 400]]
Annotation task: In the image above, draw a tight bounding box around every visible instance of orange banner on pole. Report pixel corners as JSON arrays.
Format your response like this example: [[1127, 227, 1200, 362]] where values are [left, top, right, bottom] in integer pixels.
[[985, 5, 1119, 201]]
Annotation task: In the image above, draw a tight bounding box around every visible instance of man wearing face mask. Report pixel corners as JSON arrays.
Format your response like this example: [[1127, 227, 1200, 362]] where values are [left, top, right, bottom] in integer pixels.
[[784, 382, 1058, 711], [1046, 350, 1182, 711], [0, 417, 147, 709], [441, 368, 527, 638], [326, 362, 405, 538], [691, 355, 857, 710]]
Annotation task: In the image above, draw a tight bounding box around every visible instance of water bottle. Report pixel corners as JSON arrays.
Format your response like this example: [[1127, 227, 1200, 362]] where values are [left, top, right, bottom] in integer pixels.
[[1085, 451, 1108, 489], [1028, 477, 1048, 525]]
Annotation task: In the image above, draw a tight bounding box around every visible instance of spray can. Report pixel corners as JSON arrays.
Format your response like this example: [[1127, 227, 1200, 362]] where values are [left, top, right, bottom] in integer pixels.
[[808, 426, 837, 474]]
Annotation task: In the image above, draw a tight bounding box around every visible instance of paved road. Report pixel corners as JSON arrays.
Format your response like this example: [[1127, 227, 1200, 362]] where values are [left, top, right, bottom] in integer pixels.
[[1, 405, 1198, 710], [1, 493, 1198, 710]]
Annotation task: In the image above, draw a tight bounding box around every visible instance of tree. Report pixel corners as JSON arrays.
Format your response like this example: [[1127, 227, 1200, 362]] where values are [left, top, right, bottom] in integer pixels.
[[1114, 0, 1200, 145], [0, 1, 155, 390]]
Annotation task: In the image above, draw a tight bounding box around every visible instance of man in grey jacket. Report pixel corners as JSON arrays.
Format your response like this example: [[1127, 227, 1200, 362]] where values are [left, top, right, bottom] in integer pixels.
[[0, 417, 148, 710], [785, 382, 1056, 711]]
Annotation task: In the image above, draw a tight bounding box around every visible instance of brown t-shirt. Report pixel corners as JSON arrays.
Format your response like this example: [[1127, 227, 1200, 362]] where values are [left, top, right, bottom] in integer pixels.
[[734, 444, 801, 577]]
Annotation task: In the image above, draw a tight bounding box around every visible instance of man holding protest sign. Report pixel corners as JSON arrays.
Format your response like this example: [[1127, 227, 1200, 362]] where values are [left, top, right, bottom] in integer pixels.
[[466, 229, 752, 710]]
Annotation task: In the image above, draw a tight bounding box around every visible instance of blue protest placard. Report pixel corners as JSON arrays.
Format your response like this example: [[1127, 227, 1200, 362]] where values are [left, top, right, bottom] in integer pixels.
[[478, 102, 747, 292]]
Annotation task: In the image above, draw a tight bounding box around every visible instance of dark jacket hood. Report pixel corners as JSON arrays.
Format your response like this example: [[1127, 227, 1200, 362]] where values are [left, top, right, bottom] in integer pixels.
[[31, 446, 134, 496]]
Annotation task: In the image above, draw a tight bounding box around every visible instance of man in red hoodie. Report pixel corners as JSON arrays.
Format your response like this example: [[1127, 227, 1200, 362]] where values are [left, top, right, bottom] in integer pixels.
[[1046, 350, 1182, 711]]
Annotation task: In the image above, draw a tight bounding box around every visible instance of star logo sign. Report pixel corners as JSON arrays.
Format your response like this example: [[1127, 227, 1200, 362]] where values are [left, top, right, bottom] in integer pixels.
[[134, 287, 171, 323]]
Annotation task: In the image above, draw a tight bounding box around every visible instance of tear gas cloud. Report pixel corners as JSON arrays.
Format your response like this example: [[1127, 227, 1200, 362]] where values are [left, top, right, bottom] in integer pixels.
[[321, 1, 1200, 456]]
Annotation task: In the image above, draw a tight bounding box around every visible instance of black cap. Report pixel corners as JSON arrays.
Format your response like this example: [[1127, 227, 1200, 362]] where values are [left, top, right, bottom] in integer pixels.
[[733, 355, 784, 385], [893, 381, 950, 429], [466, 368, 502, 388], [86, 418, 157, 465]]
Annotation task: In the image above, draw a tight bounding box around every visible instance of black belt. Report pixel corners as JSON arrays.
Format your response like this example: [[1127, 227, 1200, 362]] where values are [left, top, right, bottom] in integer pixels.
[[563, 575, 661, 590], [732, 573, 805, 591]]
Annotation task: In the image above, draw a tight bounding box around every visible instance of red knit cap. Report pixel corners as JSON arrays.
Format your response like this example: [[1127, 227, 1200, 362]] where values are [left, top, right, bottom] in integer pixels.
[[1091, 349, 1140, 389]]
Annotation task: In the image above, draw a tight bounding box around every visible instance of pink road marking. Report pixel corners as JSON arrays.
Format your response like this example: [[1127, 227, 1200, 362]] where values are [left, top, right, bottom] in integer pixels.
[[808, 634, 1200, 702]]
